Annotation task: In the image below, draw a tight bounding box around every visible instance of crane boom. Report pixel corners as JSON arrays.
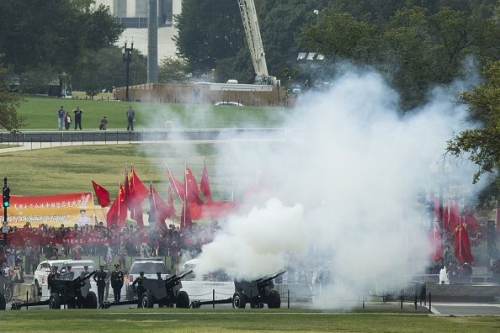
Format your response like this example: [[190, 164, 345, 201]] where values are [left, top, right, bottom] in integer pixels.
[[237, 0, 275, 84]]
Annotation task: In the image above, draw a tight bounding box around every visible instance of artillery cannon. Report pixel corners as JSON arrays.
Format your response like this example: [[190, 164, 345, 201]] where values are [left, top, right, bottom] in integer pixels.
[[139, 270, 193, 308], [48, 271, 98, 309], [232, 270, 285, 309]]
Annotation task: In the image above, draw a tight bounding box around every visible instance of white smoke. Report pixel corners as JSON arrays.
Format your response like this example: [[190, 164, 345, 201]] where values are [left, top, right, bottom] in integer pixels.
[[191, 69, 480, 308], [141, 67, 481, 309]]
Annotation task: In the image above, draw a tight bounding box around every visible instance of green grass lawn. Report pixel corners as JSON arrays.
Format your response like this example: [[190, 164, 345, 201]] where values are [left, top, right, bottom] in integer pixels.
[[0, 142, 277, 198], [14, 95, 292, 131], [0, 308, 498, 333]]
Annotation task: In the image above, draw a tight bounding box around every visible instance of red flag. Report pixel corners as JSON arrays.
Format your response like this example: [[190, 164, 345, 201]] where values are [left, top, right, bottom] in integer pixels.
[[129, 168, 149, 203], [180, 200, 193, 229], [166, 164, 186, 201], [200, 159, 212, 202], [128, 167, 149, 227], [454, 223, 475, 265], [131, 200, 144, 227], [429, 227, 443, 261], [448, 200, 460, 231], [185, 165, 203, 205], [442, 201, 449, 231], [124, 166, 130, 208], [107, 183, 127, 229], [149, 184, 168, 230], [463, 206, 479, 232], [91, 180, 110, 207]]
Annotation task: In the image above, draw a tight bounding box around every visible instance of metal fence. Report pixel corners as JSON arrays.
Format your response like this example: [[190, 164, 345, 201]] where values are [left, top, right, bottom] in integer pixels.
[[0, 129, 297, 147]]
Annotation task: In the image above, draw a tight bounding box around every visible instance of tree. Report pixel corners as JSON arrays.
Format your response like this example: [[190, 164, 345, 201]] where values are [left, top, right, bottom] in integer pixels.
[[0, 58, 25, 131], [0, 0, 123, 73], [174, 0, 245, 77], [158, 57, 190, 83], [71, 46, 147, 95], [447, 60, 500, 184]]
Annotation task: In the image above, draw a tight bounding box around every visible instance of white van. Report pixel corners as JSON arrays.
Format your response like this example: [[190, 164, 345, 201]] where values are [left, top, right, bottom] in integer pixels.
[[180, 259, 234, 302]]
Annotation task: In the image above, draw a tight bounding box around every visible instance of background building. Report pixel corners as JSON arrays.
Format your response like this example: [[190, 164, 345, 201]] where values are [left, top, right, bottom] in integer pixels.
[[95, 0, 181, 60]]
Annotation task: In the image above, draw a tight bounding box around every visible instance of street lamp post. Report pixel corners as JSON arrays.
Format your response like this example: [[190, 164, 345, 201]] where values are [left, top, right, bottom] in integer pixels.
[[122, 42, 134, 102], [314, 9, 319, 26]]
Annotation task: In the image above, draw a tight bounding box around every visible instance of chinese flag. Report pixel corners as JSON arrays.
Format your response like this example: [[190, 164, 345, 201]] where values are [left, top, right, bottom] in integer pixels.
[[180, 199, 193, 229], [91, 180, 110, 207], [166, 164, 186, 200], [463, 206, 479, 232], [448, 200, 460, 231], [149, 184, 177, 230], [429, 227, 443, 261], [107, 183, 127, 229], [129, 168, 149, 203], [200, 159, 212, 202], [185, 165, 203, 205], [124, 165, 130, 207], [129, 168, 149, 227], [454, 224, 475, 265]]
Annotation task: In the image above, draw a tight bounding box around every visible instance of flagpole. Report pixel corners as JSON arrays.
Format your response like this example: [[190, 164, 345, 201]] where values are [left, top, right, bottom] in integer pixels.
[[184, 164, 188, 228], [165, 162, 182, 199]]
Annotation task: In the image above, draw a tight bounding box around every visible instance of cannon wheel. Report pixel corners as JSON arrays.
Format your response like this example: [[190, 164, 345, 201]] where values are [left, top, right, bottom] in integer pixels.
[[86, 291, 98, 309], [4, 282, 13, 303], [141, 292, 155, 308], [34, 280, 41, 296], [49, 293, 61, 309], [176, 291, 190, 308], [232, 291, 246, 309], [267, 290, 281, 308], [0, 293, 6, 310]]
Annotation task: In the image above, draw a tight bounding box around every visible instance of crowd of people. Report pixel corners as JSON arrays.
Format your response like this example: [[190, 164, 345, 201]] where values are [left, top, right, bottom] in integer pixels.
[[0, 220, 221, 283], [55, 105, 135, 131]]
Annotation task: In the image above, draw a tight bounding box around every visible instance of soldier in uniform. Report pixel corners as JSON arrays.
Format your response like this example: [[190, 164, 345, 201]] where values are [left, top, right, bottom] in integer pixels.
[[80, 265, 90, 277], [93, 265, 107, 306], [132, 271, 146, 307], [110, 264, 124, 303], [47, 266, 60, 290]]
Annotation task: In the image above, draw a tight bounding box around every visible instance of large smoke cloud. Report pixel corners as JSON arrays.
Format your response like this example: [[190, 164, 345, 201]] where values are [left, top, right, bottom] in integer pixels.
[[144, 67, 482, 309]]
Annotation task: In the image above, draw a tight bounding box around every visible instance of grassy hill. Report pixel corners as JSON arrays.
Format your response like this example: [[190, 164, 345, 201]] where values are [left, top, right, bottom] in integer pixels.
[[14, 95, 292, 131]]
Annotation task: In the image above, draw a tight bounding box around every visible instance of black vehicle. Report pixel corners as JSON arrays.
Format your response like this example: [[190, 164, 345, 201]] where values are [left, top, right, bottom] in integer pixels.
[[48, 271, 98, 309], [139, 270, 193, 308], [232, 271, 285, 309]]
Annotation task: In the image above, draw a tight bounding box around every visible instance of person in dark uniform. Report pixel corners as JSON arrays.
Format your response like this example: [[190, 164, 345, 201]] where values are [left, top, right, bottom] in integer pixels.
[[47, 266, 60, 290], [93, 265, 107, 307], [110, 264, 124, 303], [60, 265, 75, 280], [80, 265, 90, 277], [132, 271, 146, 307]]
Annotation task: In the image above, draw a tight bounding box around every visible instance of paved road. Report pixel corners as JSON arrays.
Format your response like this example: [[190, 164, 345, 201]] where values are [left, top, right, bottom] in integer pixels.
[[431, 303, 500, 316]]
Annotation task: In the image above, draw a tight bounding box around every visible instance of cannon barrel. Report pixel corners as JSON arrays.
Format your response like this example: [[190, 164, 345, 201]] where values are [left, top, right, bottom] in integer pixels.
[[165, 270, 193, 285], [74, 271, 96, 284], [254, 270, 286, 285]]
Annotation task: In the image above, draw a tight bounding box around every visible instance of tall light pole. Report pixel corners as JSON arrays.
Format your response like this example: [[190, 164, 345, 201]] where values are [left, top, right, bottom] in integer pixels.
[[314, 9, 319, 26], [123, 42, 134, 101]]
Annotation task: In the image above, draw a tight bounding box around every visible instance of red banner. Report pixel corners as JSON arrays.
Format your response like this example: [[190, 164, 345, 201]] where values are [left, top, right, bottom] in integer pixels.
[[6, 192, 101, 228]]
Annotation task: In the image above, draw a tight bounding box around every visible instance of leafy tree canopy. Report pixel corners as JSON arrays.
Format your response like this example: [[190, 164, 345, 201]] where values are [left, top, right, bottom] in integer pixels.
[[0, 0, 123, 73], [0, 57, 25, 131]]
